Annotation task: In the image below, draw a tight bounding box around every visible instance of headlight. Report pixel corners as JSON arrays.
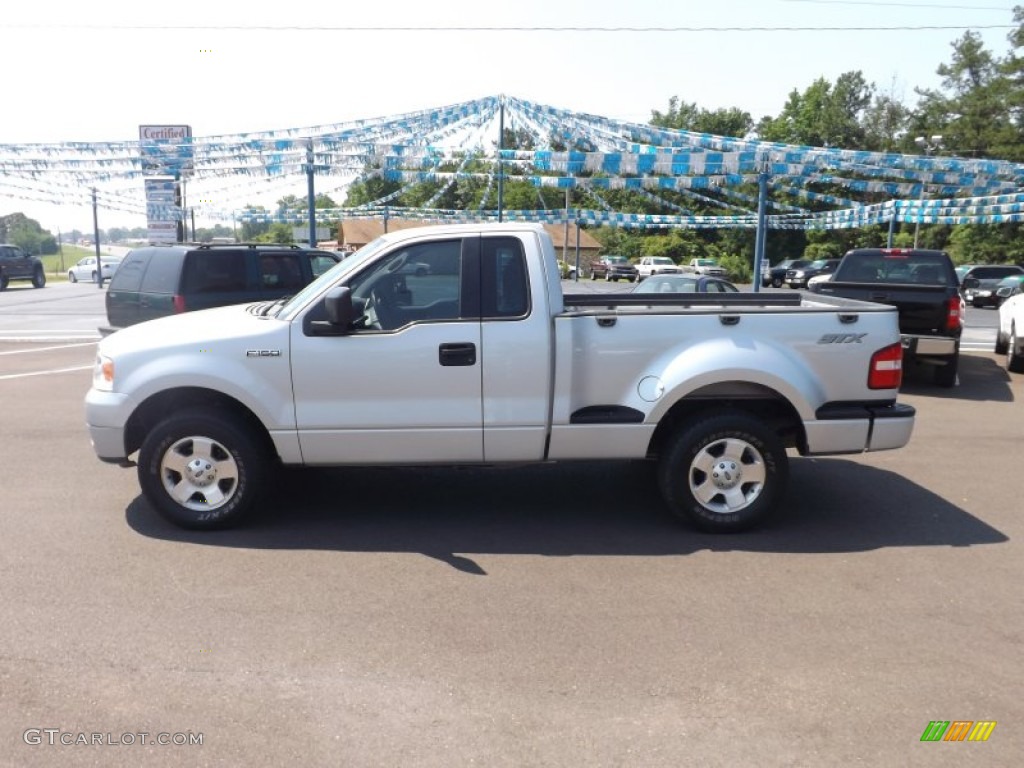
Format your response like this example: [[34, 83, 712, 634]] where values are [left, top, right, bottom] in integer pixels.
[[92, 354, 115, 391]]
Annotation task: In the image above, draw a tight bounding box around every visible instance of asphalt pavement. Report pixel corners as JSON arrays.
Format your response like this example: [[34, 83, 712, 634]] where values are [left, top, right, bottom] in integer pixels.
[[0, 308, 1022, 765]]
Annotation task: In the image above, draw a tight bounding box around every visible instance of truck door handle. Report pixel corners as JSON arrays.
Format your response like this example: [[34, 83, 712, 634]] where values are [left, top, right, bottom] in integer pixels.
[[439, 342, 476, 366]]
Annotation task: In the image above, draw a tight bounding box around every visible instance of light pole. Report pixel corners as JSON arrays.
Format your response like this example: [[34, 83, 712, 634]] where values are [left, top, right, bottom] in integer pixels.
[[913, 135, 943, 249]]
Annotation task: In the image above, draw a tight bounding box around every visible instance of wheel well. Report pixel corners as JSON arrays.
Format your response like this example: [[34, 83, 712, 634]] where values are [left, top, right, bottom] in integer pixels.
[[646, 384, 806, 459], [124, 387, 276, 459]]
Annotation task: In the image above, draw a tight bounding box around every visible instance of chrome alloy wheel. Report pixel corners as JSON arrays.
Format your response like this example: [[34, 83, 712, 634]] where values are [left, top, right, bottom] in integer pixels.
[[688, 437, 767, 515], [159, 435, 239, 511]]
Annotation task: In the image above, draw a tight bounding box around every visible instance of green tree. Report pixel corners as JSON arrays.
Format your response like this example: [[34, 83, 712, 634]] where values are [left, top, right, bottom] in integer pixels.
[[651, 96, 753, 137], [238, 205, 270, 241], [757, 72, 873, 148]]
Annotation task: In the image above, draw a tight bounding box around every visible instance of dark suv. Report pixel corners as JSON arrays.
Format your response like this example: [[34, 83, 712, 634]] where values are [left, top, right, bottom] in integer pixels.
[[960, 264, 1024, 308], [103, 243, 339, 332], [0, 243, 46, 290], [590, 255, 638, 282]]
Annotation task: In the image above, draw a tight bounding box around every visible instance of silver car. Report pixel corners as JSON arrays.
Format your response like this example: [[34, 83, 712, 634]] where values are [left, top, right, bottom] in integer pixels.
[[68, 256, 122, 283]]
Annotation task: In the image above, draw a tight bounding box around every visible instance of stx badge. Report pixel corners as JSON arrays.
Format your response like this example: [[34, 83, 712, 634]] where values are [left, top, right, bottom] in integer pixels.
[[818, 333, 867, 344]]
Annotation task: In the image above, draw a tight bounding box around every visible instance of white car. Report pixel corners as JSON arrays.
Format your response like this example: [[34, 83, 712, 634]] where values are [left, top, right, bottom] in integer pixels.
[[996, 288, 1024, 372], [807, 273, 833, 290], [68, 256, 121, 283], [636, 256, 682, 279]]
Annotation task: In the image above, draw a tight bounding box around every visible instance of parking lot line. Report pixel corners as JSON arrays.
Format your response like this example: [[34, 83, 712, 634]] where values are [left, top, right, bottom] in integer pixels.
[[0, 342, 97, 355], [0, 364, 93, 381]]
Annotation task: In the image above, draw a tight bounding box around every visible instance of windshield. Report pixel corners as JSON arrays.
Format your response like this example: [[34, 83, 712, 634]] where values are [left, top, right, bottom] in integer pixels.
[[652, 257, 674, 265], [276, 238, 391, 321], [605, 256, 628, 264], [695, 258, 717, 266]]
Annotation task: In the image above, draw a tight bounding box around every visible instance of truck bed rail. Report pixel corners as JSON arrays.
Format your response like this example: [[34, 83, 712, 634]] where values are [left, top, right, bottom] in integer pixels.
[[562, 293, 804, 308]]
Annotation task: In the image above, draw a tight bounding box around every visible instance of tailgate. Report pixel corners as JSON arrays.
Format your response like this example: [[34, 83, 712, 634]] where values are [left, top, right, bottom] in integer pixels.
[[819, 282, 951, 335]]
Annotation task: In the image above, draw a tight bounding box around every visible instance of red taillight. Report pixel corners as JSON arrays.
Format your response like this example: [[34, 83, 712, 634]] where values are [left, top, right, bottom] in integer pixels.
[[946, 296, 964, 332], [172, 295, 186, 313], [869, 343, 903, 390]]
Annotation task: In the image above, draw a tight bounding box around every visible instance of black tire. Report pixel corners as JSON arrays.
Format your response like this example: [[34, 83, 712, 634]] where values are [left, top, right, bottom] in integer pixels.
[[657, 410, 788, 533], [0, 274, 7, 291], [933, 353, 959, 387], [68, 271, 78, 283], [32, 267, 46, 288], [91, 271, 98, 283], [1008, 327, 1024, 373], [629, 276, 637, 283], [137, 407, 268, 530], [995, 331, 1008, 355], [771, 277, 783, 288], [590, 272, 597, 281]]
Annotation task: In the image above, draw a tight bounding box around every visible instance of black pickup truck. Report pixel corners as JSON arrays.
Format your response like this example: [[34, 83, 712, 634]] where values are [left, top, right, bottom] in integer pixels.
[[810, 248, 963, 387], [0, 243, 46, 290]]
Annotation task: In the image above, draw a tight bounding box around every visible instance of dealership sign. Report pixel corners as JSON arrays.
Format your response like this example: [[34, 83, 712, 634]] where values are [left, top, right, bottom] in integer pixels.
[[139, 125, 191, 243]]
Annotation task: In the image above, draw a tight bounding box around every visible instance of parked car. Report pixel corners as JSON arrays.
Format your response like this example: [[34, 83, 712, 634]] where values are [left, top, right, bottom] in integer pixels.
[[687, 258, 727, 277], [765, 258, 809, 288], [68, 256, 122, 283], [806, 272, 833, 290], [103, 243, 340, 332], [0, 243, 46, 290], [997, 280, 1024, 372], [590, 255, 638, 282], [786, 258, 841, 289], [636, 256, 682, 280], [994, 275, 1024, 307], [960, 264, 1024, 307], [632, 274, 738, 294], [954, 264, 979, 285]]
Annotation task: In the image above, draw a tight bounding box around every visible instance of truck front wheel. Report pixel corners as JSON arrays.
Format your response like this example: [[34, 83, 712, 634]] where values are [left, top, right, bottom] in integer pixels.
[[138, 407, 267, 530], [658, 410, 788, 533]]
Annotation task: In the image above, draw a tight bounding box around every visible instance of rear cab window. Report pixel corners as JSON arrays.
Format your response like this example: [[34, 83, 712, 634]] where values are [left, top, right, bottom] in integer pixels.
[[835, 252, 955, 285]]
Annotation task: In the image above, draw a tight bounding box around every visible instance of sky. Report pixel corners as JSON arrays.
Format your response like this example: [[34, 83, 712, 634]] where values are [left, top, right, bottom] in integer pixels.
[[0, 0, 1019, 234]]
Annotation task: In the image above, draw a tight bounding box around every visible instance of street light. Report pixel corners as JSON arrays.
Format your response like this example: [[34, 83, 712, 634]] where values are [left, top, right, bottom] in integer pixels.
[[913, 135, 943, 248]]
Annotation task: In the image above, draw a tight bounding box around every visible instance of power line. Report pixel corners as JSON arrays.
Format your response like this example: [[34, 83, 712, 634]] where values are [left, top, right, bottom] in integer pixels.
[[782, 0, 1012, 10], [4, 23, 1017, 33]]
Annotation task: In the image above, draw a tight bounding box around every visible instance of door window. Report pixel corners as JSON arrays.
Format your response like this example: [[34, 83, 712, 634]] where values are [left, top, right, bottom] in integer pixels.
[[347, 240, 463, 331], [481, 237, 529, 318]]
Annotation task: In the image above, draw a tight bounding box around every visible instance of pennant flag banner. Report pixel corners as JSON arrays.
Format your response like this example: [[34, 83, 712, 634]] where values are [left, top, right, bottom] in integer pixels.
[[5, 94, 1024, 231]]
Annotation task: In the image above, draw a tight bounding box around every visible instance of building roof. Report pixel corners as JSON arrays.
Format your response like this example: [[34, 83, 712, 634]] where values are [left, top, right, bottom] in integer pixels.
[[337, 218, 603, 252]]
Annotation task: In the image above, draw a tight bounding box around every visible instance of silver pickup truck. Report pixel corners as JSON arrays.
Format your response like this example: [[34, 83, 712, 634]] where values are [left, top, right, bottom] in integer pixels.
[[86, 223, 915, 533]]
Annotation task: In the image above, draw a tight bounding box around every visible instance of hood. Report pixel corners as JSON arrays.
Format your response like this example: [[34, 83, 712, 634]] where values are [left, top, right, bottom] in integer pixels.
[[99, 303, 279, 357]]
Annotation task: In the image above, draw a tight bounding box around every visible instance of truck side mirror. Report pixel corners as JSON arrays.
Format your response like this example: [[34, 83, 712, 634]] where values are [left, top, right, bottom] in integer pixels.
[[324, 286, 354, 327]]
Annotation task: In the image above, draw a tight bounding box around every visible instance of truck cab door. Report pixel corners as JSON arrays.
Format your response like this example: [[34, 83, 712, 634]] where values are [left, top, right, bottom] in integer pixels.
[[290, 237, 484, 464]]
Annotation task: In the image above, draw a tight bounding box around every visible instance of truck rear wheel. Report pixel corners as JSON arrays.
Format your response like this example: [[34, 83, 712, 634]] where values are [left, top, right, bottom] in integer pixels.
[[933, 353, 959, 387], [658, 410, 788, 533], [32, 267, 46, 288], [138, 407, 267, 530]]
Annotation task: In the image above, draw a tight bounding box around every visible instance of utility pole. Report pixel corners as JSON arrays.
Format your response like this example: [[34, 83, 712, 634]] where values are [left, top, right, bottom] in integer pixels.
[[497, 96, 505, 223], [92, 188, 104, 288], [913, 135, 943, 249], [306, 138, 317, 247]]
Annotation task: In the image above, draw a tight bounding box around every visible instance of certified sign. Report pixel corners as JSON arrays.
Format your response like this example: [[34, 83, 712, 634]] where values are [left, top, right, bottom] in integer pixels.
[[138, 124, 193, 177]]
